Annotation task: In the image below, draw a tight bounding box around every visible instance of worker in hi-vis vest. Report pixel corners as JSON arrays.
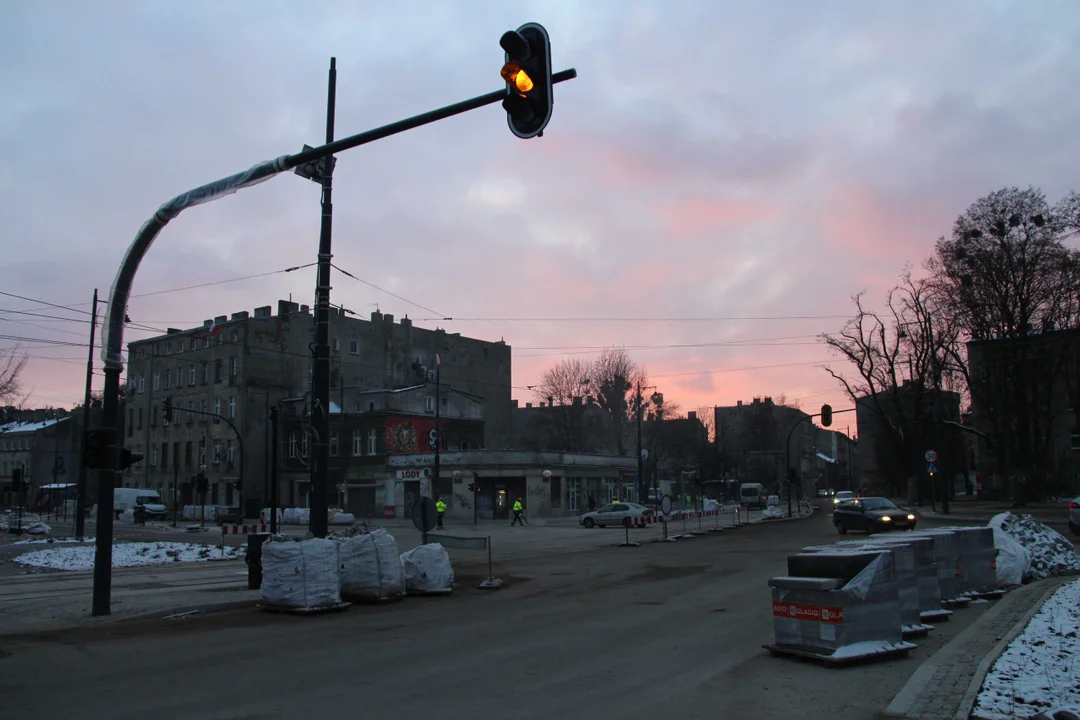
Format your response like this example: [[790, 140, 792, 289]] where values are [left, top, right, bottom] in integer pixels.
[[435, 497, 447, 529], [511, 497, 528, 526]]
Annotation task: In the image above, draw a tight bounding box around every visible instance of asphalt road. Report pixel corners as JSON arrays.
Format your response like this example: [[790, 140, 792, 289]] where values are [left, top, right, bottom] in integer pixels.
[[0, 511, 1000, 720]]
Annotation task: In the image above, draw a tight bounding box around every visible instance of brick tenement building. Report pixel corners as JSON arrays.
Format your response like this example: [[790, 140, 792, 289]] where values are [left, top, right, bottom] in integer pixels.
[[124, 300, 511, 515]]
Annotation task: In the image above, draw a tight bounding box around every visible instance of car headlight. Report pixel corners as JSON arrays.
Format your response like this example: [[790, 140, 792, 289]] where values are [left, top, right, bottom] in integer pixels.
[[881, 516, 892, 522], [907, 514, 915, 521]]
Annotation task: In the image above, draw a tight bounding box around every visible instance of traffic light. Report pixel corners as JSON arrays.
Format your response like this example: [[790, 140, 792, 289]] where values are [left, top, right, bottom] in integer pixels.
[[118, 447, 143, 470], [500, 23, 553, 139], [162, 397, 173, 426], [83, 430, 106, 469], [820, 403, 833, 428], [467, 482, 476, 493], [196, 472, 209, 495]]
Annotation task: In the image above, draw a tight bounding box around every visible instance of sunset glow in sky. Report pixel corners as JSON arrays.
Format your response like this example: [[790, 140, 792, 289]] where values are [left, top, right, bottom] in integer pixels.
[[2, 1, 1079, 431]]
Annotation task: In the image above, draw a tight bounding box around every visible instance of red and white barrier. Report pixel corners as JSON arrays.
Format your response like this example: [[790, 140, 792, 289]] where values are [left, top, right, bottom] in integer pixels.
[[384, 505, 396, 519], [221, 523, 269, 536]]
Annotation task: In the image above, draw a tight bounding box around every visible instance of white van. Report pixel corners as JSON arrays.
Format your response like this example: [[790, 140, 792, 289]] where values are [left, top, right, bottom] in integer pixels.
[[739, 483, 768, 510], [114, 488, 167, 519]]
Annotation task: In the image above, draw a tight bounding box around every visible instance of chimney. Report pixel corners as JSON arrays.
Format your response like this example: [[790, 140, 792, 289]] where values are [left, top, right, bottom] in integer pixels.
[[214, 315, 227, 325], [572, 396, 582, 406], [400, 316, 412, 330], [231, 311, 249, 321], [371, 310, 383, 323], [511, 399, 519, 409], [278, 300, 299, 316], [384, 314, 394, 324], [737, 400, 743, 407], [688, 411, 697, 421], [166, 328, 181, 335], [254, 305, 272, 319], [586, 395, 595, 405], [300, 304, 310, 314], [525, 402, 533, 408]]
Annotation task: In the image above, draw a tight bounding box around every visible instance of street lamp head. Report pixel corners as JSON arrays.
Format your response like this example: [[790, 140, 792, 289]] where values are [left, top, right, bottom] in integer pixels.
[[651, 392, 663, 405]]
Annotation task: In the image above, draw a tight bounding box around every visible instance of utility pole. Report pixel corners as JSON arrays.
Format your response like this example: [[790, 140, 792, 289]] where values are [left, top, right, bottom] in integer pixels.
[[433, 355, 442, 500], [269, 406, 279, 534], [308, 57, 337, 539], [74, 289, 98, 538], [171, 444, 179, 527], [636, 381, 644, 503]]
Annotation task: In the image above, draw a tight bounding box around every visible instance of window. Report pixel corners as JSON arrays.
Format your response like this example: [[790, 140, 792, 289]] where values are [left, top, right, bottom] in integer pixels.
[[213, 439, 222, 464], [177, 340, 184, 353], [227, 439, 235, 463], [214, 359, 223, 383], [301, 433, 309, 457], [214, 398, 222, 417], [187, 401, 194, 423], [136, 408, 143, 429], [172, 405, 181, 425], [425, 396, 435, 412], [189, 364, 196, 385], [1071, 430, 1080, 451], [201, 399, 208, 415], [349, 339, 359, 354], [176, 367, 183, 387], [367, 428, 377, 455], [352, 429, 362, 455], [198, 438, 206, 466], [308, 364, 313, 378], [151, 404, 158, 426], [138, 374, 145, 393], [229, 356, 237, 384], [172, 442, 180, 468], [153, 371, 160, 391], [185, 441, 193, 467], [150, 448, 158, 467], [228, 397, 236, 419], [161, 442, 169, 469], [127, 409, 134, 437], [289, 433, 298, 458], [333, 337, 340, 354], [330, 431, 339, 456], [202, 363, 209, 384], [231, 330, 238, 343], [164, 342, 172, 355], [164, 369, 171, 389]]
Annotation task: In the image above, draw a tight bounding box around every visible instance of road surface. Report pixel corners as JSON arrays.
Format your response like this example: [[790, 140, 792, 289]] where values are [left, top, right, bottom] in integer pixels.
[[0, 512, 994, 720]]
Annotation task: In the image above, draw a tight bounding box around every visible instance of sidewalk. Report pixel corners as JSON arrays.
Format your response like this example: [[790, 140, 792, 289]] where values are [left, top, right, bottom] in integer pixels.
[[882, 576, 1074, 720]]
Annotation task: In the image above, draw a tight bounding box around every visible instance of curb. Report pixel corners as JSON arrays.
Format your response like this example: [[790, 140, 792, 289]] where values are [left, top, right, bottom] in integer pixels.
[[953, 578, 1073, 720], [117, 598, 260, 624], [880, 577, 1072, 720]]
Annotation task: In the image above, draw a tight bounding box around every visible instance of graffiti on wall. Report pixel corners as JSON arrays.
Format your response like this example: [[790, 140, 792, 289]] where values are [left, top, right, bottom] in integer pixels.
[[528, 485, 548, 499], [453, 492, 472, 510]]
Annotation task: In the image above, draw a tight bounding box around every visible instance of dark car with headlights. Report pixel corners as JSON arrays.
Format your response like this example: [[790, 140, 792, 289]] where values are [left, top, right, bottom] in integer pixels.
[[833, 496, 916, 535]]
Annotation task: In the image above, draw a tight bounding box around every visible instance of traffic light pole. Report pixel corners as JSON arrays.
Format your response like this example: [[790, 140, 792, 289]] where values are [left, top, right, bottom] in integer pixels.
[[75, 289, 98, 538], [94, 64, 578, 615], [784, 407, 855, 518]]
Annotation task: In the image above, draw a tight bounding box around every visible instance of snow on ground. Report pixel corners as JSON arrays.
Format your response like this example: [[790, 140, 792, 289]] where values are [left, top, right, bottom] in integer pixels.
[[990, 513, 1080, 580], [972, 579, 1080, 720], [13, 536, 93, 545], [14, 541, 244, 571]]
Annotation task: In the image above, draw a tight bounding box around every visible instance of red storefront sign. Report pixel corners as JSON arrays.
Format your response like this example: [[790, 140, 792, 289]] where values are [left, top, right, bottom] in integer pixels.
[[772, 602, 845, 623], [385, 417, 439, 454]]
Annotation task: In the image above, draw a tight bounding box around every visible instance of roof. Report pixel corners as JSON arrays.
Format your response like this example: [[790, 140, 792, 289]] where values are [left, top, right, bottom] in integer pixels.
[[0, 417, 70, 434]]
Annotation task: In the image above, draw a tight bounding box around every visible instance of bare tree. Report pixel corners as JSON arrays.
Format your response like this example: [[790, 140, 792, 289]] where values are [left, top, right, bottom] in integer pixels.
[[592, 347, 646, 455], [821, 270, 962, 496], [926, 186, 1080, 500], [0, 349, 28, 408], [532, 357, 592, 452]]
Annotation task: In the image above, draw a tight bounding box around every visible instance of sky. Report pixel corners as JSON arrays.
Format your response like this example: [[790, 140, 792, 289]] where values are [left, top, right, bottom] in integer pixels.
[[2, 0, 1079, 434]]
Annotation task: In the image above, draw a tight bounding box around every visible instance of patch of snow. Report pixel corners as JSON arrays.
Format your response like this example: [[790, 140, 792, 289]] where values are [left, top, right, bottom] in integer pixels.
[[969, 598, 990, 604], [973, 578, 1080, 720], [14, 541, 244, 571], [989, 513, 1080, 580], [762, 507, 784, 519], [14, 536, 93, 545]]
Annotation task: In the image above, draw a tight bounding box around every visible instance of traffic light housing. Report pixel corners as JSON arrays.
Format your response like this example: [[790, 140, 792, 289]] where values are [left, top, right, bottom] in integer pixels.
[[83, 430, 106, 469], [820, 404, 833, 428], [500, 23, 553, 139], [162, 397, 173, 426], [196, 472, 209, 495], [118, 447, 143, 470], [467, 482, 476, 493]]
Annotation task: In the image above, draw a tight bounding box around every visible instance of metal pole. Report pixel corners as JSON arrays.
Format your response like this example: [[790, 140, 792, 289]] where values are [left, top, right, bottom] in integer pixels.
[[473, 472, 478, 526], [171, 452, 178, 528], [75, 290, 98, 537], [270, 406, 279, 534], [309, 57, 337, 540], [636, 382, 644, 503], [93, 67, 579, 612], [433, 361, 441, 500]]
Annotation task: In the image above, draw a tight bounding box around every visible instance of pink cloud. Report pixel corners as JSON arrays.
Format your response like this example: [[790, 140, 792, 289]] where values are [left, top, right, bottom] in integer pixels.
[[658, 197, 773, 239]]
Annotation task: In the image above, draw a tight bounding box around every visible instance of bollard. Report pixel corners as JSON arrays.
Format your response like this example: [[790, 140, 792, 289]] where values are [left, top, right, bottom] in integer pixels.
[[246, 533, 269, 590]]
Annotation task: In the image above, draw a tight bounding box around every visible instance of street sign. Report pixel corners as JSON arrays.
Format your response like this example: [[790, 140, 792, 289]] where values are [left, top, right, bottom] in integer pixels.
[[412, 497, 439, 533], [927, 463, 939, 474], [924, 450, 938, 463], [660, 494, 673, 515]]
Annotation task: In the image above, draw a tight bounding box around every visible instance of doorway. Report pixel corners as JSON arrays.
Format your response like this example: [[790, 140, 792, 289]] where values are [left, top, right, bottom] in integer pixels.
[[494, 486, 509, 520], [404, 481, 420, 514]]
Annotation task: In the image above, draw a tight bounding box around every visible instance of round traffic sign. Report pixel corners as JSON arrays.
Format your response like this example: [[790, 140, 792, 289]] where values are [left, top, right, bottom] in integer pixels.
[[924, 450, 938, 463], [660, 494, 673, 515]]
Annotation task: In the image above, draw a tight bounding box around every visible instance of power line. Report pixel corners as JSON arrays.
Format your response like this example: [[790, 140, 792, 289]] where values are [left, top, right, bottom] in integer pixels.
[[650, 359, 832, 380], [130, 264, 317, 300], [331, 263, 447, 318], [425, 314, 851, 323]]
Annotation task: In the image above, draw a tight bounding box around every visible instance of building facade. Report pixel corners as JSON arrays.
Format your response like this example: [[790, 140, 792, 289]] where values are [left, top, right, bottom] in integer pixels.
[[714, 397, 818, 497], [124, 300, 512, 516]]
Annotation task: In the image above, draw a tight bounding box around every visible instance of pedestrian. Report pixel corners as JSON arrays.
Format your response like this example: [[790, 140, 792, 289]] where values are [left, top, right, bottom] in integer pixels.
[[435, 496, 446, 529], [511, 497, 527, 526]]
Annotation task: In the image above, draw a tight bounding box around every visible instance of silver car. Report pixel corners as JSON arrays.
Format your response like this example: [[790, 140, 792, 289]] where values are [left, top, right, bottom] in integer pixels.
[[580, 502, 654, 529], [1069, 496, 1079, 536]]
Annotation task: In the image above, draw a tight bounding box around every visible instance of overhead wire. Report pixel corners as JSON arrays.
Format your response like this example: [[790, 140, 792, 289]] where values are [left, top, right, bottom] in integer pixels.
[[330, 263, 447, 319]]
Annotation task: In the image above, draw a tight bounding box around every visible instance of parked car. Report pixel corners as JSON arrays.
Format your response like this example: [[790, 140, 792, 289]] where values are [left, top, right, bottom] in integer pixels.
[[580, 502, 655, 528], [833, 496, 916, 535], [1069, 496, 1079, 536], [833, 490, 856, 506], [113, 488, 167, 519]]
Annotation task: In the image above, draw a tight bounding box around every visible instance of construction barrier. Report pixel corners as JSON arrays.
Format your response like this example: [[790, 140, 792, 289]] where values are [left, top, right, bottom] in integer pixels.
[[221, 523, 270, 536]]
